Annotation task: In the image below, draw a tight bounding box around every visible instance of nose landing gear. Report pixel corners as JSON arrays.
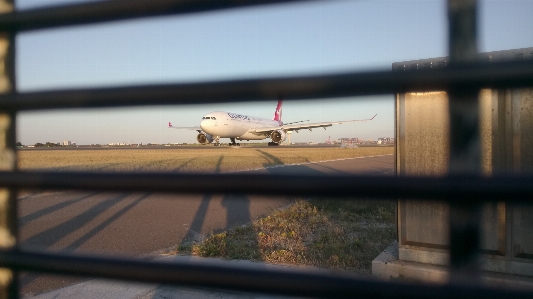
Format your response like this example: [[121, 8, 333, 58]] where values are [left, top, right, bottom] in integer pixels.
[[213, 136, 221, 146]]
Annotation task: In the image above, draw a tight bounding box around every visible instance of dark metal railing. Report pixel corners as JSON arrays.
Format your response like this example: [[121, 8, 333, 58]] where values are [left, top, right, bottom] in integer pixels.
[[1, 0, 316, 32], [0, 0, 531, 298], [1, 250, 532, 299], [1, 171, 533, 202], [0, 59, 531, 111]]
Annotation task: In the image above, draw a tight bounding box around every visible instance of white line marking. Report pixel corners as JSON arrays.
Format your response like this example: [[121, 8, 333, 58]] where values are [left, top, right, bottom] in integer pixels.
[[228, 154, 393, 173]]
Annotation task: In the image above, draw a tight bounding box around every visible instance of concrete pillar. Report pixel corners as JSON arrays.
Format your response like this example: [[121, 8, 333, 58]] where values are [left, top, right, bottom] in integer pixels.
[[373, 47, 533, 289]]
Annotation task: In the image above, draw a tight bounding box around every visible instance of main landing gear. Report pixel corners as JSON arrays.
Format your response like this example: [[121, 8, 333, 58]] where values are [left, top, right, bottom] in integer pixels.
[[213, 136, 221, 146], [267, 142, 280, 146], [229, 138, 240, 146]]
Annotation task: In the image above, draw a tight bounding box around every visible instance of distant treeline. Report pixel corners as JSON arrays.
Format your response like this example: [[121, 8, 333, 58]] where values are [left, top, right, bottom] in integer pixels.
[[33, 142, 61, 147]]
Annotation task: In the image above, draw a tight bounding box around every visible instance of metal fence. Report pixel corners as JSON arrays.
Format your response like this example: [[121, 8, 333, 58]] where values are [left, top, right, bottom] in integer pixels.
[[0, 0, 532, 298]]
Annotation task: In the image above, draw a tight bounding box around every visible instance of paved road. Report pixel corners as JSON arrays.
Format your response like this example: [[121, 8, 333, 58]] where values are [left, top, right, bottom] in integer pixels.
[[18, 154, 393, 297]]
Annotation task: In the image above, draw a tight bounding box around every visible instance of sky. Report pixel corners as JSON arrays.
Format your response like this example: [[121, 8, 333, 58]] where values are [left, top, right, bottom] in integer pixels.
[[14, 0, 533, 145]]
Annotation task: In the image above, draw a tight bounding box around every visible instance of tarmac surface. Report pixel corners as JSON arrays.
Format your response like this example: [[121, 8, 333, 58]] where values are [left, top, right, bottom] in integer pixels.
[[19, 154, 394, 298]]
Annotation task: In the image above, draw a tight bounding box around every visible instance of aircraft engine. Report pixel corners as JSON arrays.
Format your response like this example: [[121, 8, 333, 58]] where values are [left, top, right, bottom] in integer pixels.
[[197, 132, 214, 144], [270, 130, 287, 143]]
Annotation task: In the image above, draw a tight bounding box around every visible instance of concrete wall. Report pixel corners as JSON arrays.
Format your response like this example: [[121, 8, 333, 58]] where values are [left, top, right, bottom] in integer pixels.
[[395, 89, 532, 275], [374, 47, 533, 285]]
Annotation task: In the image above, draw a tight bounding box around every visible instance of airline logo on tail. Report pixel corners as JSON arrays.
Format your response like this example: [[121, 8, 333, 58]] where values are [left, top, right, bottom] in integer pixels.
[[273, 99, 283, 125]]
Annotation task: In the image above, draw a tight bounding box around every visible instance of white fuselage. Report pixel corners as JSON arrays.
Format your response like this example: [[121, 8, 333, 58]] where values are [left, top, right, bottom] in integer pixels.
[[200, 111, 281, 140]]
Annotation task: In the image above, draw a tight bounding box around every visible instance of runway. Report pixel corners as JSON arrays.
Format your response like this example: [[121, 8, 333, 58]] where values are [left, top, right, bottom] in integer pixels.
[[18, 144, 393, 151], [18, 154, 393, 297]]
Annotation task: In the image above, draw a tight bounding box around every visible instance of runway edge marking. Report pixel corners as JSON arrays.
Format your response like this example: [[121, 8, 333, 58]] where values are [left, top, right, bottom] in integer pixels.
[[227, 154, 393, 173]]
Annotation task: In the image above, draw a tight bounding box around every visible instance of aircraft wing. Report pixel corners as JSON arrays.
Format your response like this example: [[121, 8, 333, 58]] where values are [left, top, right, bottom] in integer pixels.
[[168, 122, 202, 133], [253, 114, 377, 134]]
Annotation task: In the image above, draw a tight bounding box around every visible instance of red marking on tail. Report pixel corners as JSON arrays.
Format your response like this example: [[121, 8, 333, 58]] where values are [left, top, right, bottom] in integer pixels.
[[168, 122, 172, 127], [273, 99, 283, 123]]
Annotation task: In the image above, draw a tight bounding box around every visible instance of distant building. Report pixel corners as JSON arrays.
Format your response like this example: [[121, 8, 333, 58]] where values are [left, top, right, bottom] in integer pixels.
[[62, 140, 72, 146], [340, 138, 361, 144], [377, 137, 395, 144]]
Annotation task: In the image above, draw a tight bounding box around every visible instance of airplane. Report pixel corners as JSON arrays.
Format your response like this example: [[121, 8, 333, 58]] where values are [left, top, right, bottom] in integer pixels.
[[168, 100, 376, 146]]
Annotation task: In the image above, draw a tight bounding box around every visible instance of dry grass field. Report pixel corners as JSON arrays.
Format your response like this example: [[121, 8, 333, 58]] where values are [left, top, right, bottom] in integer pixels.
[[18, 146, 393, 172], [179, 198, 396, 276]]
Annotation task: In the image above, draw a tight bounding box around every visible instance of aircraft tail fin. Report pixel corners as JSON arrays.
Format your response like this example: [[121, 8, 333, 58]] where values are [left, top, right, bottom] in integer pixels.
[[273, 98, 283, 122]]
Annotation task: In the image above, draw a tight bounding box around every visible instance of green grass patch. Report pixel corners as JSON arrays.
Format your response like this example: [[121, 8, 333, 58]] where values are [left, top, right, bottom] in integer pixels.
[[177, 198, 396, 275]]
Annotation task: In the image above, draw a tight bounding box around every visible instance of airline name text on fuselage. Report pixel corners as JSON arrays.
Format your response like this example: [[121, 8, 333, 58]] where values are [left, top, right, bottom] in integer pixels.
[[227, 113, 251, 121]]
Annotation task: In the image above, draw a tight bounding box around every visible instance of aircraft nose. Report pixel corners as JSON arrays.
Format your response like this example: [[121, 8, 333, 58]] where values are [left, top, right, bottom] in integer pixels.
[[200, 119, 209, 130]]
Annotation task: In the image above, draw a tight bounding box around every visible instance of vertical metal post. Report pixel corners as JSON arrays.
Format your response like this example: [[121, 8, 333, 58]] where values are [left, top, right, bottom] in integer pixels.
[[447, 0, 482, 285], [0, 1, 18, 298]]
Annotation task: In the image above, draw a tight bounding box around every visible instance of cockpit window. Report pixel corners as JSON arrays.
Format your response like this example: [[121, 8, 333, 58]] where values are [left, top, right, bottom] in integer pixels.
[[211, 117, 216, 120], [202, 117, 216, 120]]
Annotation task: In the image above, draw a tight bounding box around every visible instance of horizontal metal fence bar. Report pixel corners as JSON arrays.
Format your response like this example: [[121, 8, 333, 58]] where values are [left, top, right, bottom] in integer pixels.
[[1, 59, 533, 111], [5, 171, 533, 202], [1, 0, 314, 32], [0, 250, 531, 299]]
